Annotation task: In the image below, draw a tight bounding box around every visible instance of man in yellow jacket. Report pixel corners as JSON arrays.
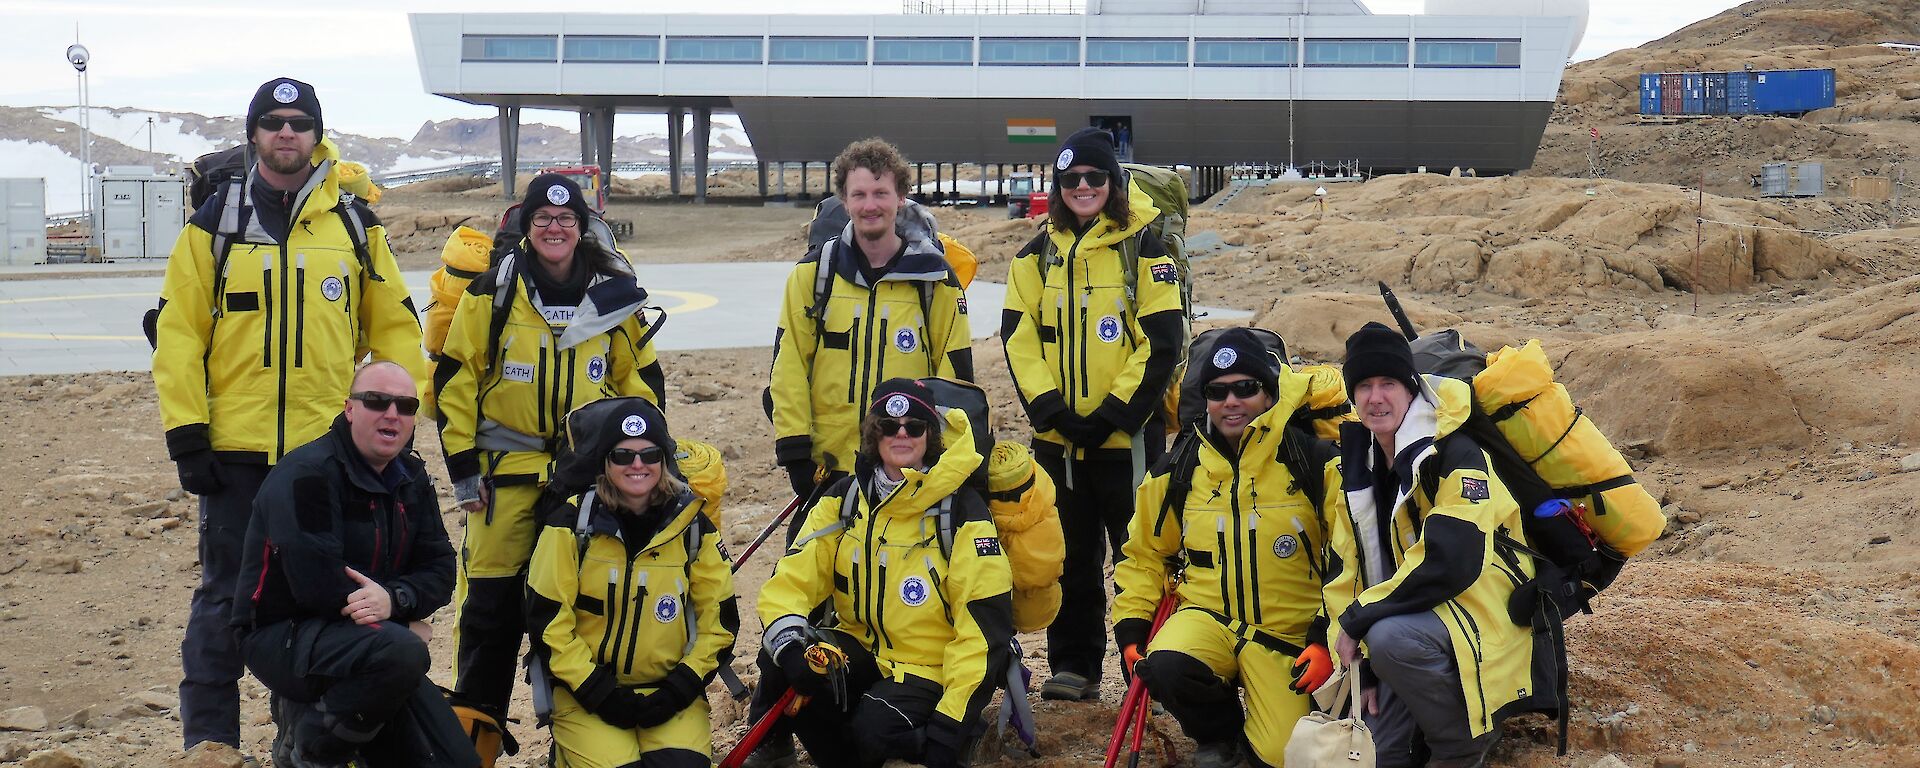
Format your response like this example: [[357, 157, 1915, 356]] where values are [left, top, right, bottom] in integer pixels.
[[1001, 128, 1185, 699], [1327, 323, 1554, 768], [152, 77, 427, 753], [769, 139, 972, 518], [1113, 329, 1339, 768]]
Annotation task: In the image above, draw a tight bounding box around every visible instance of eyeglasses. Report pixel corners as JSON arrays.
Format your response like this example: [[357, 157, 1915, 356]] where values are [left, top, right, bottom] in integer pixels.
[[1202, 380, 1265, 401], [1058, 170, 1110, 189], [607, 446, 666, 466], [877, 418, 929, 438], [349, 391, 421, 416], [257, 115, 317, 133], [531, 213, 579, 229]]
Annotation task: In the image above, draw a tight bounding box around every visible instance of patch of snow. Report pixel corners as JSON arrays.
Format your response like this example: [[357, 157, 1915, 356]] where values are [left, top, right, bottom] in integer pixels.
[[915, 179, 994, 196], [382, 153, 484, 174], [0, 140, 88, 213], [40, 107, 229, 162]]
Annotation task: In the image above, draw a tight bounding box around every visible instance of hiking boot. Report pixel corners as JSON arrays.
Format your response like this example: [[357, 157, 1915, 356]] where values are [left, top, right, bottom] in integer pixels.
[[741, 733, 798, 768], [1192, 740, 1246, 768], [1038, 672, 1099, 701]]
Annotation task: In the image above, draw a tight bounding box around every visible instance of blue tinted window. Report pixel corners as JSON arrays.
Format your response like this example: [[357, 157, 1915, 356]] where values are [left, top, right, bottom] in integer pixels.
[[770, 37, 867, 63], [462, 35, 557, 62], [1194, 40, 1295, 66], [1304, 40, 1408, 67], [1086, 39, 1187, 65], [564, 36, 659, 63], [665, 37, 763, 63], [874, 38, 972, 64], [979, 38, 1078, 65], [1414, 40, 1520, 67]]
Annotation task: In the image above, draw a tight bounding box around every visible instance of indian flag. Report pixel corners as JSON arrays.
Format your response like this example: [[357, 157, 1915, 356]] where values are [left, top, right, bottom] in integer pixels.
[[1007, 119, 1057, 144]]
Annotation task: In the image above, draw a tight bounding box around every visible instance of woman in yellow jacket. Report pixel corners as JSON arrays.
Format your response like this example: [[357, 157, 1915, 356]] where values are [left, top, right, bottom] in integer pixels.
[[1000, 127, 1186, 700], [525, 397, 735, 768], [434, 174, 667, 726], [751, 378, 1014, 768]]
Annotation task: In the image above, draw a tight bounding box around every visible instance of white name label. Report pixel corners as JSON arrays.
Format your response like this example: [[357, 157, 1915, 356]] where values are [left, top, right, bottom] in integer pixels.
[[502, 362, 535, 383], [541, 307, 575, 326]]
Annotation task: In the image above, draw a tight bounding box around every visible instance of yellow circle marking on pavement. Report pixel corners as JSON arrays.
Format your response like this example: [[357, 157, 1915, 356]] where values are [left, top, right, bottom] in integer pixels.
[[650, 289, 718, 314]]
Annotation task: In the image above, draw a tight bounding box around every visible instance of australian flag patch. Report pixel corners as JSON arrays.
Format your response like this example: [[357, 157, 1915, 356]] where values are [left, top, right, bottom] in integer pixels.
[[1460, 477, 1489, 502], [1150, 262, 1178, 284], [973, 537, 1003, 556]]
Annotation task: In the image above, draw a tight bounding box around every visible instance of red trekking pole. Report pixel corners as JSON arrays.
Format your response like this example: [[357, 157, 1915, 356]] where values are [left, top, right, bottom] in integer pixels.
[[718, 688, 798, 768], [731, 494, 805, 573], [1104, 587, 1179, 768]]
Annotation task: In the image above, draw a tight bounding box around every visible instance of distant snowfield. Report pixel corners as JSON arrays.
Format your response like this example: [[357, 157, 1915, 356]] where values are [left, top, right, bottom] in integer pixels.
[[0, 140, 87, 214], [40, 107, 229, 163]]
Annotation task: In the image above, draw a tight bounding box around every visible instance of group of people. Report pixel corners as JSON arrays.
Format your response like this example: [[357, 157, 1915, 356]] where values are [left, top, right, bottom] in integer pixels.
[[154, 76, 1550, 768]]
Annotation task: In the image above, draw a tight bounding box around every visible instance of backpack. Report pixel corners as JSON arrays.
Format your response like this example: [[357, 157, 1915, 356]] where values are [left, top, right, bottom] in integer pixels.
[[188, 145, 247, 211], [805, 197, 979, 289]]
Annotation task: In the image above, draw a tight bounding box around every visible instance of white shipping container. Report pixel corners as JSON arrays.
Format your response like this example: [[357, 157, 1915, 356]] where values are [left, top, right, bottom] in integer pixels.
[[96, 166, 187, 260], [0, 178, 47, 266]]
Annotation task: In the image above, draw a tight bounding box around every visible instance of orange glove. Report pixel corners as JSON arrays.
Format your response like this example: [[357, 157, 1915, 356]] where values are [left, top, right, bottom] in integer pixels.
[[1290, 643, 1333, 694], [1121, 643, 1146, 676]]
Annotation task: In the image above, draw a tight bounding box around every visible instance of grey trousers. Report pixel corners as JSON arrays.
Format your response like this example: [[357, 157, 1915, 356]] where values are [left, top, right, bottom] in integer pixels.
[[1360, 612, 1494, 768]]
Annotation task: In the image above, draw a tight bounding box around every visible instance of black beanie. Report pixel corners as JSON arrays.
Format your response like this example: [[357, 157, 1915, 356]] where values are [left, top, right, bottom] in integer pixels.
[[1200, 328, 1281, 398], [1053, 127, 1123, 186], [519, 173, 594, 236], [1343, 322, 1421, 397], [868, 378, 939, 424], [247, 77, 323, 140], [549, 397, 676, 497]]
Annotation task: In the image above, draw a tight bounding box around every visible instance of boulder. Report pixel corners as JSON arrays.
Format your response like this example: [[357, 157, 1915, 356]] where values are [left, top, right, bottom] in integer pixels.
[[0, 706, 47, 732]]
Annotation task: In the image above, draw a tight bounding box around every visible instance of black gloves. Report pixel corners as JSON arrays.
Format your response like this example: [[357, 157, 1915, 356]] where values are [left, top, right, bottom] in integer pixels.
[[593, 686, 648, 729], [175, 450, 225, 495], [782, 459, 820, 499], [630, 665, 705, 729], [922, 713, 967, 768], [1055, 412, 1113, 448], [774, 633, 835, 699]]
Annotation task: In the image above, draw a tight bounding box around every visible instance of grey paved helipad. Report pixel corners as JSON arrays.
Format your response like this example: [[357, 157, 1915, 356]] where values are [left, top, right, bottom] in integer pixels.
[[0, 264, 1248, 376]]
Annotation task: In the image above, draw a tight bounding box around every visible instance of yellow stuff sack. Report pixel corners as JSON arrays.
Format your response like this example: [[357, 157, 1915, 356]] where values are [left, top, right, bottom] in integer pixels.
[[1477, 340, 1666, 557], [336, 160, 383, 205], [426, 225, 493, 357], [672, 439, 728, 529], [937, 233, 978, 289], [986, 442, 1064, 633], [1293, 363, 1358, 440]]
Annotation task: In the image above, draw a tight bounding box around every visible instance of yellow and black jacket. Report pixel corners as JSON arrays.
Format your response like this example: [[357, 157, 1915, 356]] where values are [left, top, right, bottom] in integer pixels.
[[1000, 180, 1185, 458], [433, 248, 665, 488], [1324, 374, 1549, 738], [758, 407, 1013, 732], [154, 138, 426, 464], [1112, 367, 1344, 654], [770, 229, 972, 473], [525, 489, 737, 711]]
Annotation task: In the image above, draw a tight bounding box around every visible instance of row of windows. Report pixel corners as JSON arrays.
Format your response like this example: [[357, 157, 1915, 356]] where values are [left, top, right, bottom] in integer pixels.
[[460, 35, 1522, 67]]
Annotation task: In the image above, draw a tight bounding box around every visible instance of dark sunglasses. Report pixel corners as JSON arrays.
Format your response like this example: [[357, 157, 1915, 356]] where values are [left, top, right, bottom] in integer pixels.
[[1202, 379, 1265, 401], [1058, 170, 1111, 189], [349, 391, 420, 416], [257, 115, 317, 133], [877, 418, 929, 438], [608, 446, 666, 466]]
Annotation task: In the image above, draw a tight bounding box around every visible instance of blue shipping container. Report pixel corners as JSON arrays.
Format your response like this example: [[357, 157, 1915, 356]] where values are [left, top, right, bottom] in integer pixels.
[[1751, 68, 1837, 115], [1639, 73, 1662, 115], [1726, 71, 1755, 115], [1704, 72, 1728, 115], [1682, 72, 1706, 115]]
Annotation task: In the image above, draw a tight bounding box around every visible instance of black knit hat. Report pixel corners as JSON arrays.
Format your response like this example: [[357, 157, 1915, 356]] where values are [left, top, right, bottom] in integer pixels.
[[1053, 127, 1122, 186], [1201, 328, 1282, 398], [549, 397, 675, 497], [868, 378, 939, 425], [519, 173, 593, 236], [1342, 322, 1422, 398], [246, 77, 323, 140]]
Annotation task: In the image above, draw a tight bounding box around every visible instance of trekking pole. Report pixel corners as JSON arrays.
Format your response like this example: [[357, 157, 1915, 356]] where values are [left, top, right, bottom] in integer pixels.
[[717, 688, 798, 768], [1376, 281, 1420, 341], [1104, 586, 1180, 768], [716, 641, 849, 768], [731, 495, 805, 573]]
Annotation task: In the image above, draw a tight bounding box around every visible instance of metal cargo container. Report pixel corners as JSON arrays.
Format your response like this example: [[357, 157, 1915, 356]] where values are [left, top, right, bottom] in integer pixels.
[[1639, 73, 1662, 115], [1, 178, 47, 266], [1704, 72, 1728, 115], [1682, 72, 1706, 114], [1751, 68, 1837, 115], [95, 166, 187, 260], [1660, 73, 1684, 115], [1760, 162, 1824, 198], [1726, 70, 1755, 115]]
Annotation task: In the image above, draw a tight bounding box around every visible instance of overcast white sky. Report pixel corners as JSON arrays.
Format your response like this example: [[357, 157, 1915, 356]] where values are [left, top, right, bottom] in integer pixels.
[[0, 0, 1744, 141]]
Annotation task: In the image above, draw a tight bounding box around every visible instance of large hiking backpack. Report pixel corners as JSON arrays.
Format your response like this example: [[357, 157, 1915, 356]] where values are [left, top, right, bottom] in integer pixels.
[[188, 146, 247, 211]]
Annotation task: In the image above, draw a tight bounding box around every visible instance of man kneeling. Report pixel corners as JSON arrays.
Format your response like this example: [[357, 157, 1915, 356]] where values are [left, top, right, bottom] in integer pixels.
[[230, 361, 476, 767]]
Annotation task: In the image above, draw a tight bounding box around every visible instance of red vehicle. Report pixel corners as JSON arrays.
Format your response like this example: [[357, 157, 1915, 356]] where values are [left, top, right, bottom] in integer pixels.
[[1006, 173, 1050, 219]]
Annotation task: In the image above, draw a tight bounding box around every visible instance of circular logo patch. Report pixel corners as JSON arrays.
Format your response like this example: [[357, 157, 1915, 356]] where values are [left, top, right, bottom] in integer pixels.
[[586, 356, 606, 382], [320, 276, 343, 302], [271, 82, 299, 104], [654, 595, 679, 623], [894, 328, 918, 353], [621, 415, 647, 436], [1055, 149, 1074, 171], [900, 576, 929, 607], [1096, 315, 1122, 344], [884, 394, 910, 418], [1273, 534, 1298, 559], [545, 184, 571, 206], [1212, 347, 1239, 369]]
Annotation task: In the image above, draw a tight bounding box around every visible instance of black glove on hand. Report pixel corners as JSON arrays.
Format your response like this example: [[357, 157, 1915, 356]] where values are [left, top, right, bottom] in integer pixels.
[[921, 714, 967, 768], [774, 635, 834, 699], [1056, 412, 1112, 448], [782, 459, 820, 499], [632, 665, 704, 729], [175, 450, 225, 495], [594, 686, 648, 730]]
